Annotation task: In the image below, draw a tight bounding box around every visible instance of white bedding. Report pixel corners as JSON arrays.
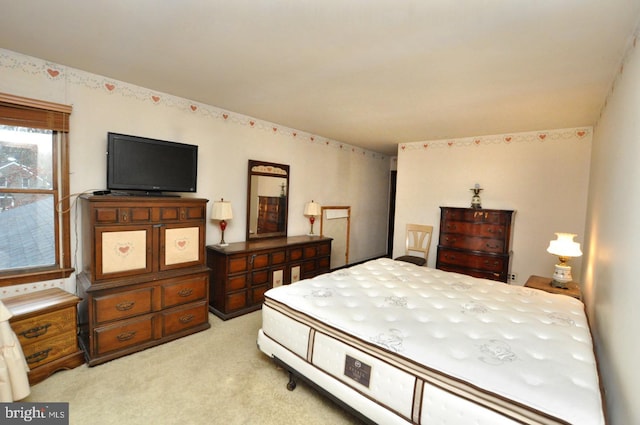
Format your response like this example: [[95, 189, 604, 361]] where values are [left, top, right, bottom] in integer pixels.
[[258, 258, 604, 425]]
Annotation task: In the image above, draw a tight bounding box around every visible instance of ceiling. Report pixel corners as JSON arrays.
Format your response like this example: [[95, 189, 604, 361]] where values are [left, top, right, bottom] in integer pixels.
[[1, 1, 639, 155]]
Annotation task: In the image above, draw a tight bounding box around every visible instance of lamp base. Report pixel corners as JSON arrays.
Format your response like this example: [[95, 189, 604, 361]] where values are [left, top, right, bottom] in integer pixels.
[[551, 264, 572, 288], [218, 242, 229, 247]]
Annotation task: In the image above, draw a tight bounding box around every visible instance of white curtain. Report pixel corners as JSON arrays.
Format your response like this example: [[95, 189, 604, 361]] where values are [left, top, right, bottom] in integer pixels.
[[0, 301, 30, 401]]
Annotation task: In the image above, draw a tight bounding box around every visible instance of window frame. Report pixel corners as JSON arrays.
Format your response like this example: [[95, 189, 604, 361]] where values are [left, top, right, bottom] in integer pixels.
[[0, 93, 73, 286]]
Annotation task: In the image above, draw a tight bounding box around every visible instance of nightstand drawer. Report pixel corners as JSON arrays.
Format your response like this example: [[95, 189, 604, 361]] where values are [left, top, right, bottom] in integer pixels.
[[22, 332, 79, 369], [12, 306, 77, 346]]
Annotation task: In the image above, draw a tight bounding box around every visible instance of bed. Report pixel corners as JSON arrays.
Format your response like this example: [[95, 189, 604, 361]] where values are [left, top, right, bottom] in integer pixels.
[[257, 258, 605, 425]]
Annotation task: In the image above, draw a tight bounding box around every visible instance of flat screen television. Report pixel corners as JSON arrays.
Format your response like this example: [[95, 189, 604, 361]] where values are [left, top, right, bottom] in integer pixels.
[[107, 132, 198, 195]]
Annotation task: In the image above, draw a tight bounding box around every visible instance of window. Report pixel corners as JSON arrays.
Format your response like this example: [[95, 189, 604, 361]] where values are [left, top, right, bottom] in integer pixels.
[[0, 93, 73, 286]]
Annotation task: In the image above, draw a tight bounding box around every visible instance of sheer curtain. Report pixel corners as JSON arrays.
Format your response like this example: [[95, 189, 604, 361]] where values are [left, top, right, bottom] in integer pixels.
[[0, 300, 29, 401]]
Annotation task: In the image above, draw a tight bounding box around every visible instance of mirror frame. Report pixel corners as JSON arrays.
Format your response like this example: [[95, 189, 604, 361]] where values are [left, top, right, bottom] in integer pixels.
[[246, 160, 290, 241]]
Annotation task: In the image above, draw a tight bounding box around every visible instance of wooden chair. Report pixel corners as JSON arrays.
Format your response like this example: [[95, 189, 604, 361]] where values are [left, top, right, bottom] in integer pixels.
[[394, 224, 433, 266]]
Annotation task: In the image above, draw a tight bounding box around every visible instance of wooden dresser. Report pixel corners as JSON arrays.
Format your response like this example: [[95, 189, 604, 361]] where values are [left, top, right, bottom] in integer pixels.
[[207, 235, 331, 320], [4, 288, 85, 384], [77, 195, 211, 366], [436, 207, 515, 282]]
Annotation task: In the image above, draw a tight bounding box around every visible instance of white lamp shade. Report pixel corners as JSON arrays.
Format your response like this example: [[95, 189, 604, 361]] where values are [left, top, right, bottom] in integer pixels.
[[304, 201, 321, 216], [211, 200, 233, 221], [547, 233, 582, 257]]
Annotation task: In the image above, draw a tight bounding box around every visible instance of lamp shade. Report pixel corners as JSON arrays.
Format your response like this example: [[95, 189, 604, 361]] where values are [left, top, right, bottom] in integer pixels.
[[547, 233, 582, 258], [304, 200, 321, 217], [211, 199, 233, 221]]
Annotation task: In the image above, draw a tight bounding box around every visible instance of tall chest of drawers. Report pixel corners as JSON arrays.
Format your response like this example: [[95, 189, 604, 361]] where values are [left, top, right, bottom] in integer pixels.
[[4, 288, 85, 384], [436, 207, 515, 282], [77, 195, 210, 366], [207, 236, 331, 320]]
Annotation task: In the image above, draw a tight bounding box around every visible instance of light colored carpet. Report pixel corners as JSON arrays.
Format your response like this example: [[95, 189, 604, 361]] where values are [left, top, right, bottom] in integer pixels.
[[25, 311, 364, 425]]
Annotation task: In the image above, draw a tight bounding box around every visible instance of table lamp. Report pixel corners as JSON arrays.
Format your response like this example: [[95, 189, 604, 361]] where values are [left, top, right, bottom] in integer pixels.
[[211, 198, 233, 246], [304, 200, 321, 236], [546, 233, 582, 288]]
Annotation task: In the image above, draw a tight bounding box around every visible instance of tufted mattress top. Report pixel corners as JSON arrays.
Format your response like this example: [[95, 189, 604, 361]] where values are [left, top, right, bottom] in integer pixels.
[[264, 258, 604, 425]]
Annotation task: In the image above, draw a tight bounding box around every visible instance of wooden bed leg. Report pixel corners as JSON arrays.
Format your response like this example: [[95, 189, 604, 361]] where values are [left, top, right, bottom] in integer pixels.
[[286, 371, 297, 391]]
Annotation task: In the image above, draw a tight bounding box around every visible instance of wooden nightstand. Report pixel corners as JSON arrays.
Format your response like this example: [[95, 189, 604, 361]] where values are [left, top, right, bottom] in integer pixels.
[[525, 275, 582, 300], [3, 288, 85, 385]]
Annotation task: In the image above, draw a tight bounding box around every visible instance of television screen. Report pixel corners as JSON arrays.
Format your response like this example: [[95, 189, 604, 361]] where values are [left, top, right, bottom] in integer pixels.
[[107, 132, 198, 194]]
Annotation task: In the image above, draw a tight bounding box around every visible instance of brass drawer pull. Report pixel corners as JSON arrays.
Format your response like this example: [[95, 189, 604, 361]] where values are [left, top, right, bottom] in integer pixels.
[[116, 331, 137, 342], [116, 301, 135, 311], [26, 348, 52, 364], [486, 243, 500, 249], [179, 314, 194, 324], [178, 288, 193, 297], [20, 323, 51, 339]]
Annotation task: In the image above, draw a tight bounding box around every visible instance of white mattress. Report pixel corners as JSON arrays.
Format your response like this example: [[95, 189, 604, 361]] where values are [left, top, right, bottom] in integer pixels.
[[258, 258, 604, 425]]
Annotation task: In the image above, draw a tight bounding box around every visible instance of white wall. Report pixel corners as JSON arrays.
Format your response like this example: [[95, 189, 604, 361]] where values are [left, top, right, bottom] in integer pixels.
[[584, 30, 640, 425], [0, 49, 390, 297], [395, 128, 592, 285]]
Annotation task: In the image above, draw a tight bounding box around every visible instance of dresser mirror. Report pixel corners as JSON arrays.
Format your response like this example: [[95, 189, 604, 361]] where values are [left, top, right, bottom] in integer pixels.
[[246, 160, 289, 240]]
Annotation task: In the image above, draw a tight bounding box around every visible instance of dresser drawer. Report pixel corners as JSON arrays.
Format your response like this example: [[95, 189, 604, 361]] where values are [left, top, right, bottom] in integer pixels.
[[226, 274, 248, 291], [443, 208, 508, 224], [318, 242, 331, 256], [439, 233, 506, 253], [94, 287, 153, 324], [302, 259, 318, 274], [159, 205, 206, 221], [12, 306, 76, 346], [228, 256, 248, 273], [271, 250, 286, 265], [251, 285, 269, 305], [317, 256, 330, 270], [252, 253, 270, 269], [251, 269, 270, 286], [303, 246, 318, 258], [94, 207, 153, 224], [162, 301, 209, 336], [94, 315, 155, 355], [437, 248, 505, 272], [226, 291, 248, 312], [22, 332, 79, 369], [162, 274, 208, 308], [288, 247, 303, 261], [441, 221, 507, 239], [438, 264, 505, 281]]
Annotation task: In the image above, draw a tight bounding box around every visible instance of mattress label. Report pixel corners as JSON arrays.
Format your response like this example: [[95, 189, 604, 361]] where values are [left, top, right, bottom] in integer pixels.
[[344, 355, 371, 388]]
